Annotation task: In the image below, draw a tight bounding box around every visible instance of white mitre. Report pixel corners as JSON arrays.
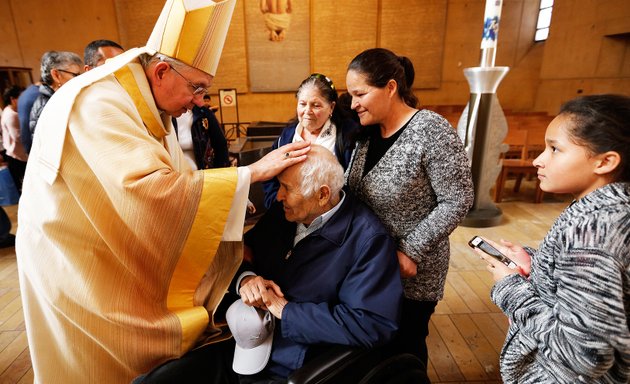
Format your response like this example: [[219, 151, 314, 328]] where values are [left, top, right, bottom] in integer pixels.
[[147, 0, 237, 76]]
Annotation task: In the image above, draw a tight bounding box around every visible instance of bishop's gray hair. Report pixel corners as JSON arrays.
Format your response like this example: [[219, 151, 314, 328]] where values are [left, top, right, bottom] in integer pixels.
[[138, 52, 186, 70]]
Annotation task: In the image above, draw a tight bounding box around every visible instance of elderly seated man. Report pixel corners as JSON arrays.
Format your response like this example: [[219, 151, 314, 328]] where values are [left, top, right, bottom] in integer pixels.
[[231, 144, 403, 383]]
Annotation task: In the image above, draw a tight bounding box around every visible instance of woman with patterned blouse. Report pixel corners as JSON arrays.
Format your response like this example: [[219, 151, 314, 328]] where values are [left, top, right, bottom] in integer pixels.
[[344, 48, 474, 371]]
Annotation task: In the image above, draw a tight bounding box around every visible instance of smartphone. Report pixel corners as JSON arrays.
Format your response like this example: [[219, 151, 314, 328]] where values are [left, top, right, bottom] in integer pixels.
[[468, 236, 518, 269]]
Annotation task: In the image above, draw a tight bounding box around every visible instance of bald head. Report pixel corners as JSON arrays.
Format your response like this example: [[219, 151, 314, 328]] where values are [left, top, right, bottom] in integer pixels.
[[276, 145, 344, 225], [291, 145, 344, 198]]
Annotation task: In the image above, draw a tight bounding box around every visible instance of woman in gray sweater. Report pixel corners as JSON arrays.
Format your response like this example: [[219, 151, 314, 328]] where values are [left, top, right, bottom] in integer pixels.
[[345, 48, 474, 369], [475, 94, 630, 383]]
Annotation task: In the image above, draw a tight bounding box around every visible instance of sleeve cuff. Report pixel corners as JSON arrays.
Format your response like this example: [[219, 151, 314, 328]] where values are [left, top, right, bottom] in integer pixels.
[[235, 271, 257, 295], [399, 239, 423, 264], [222, 167, 251, 241], [490, 273, 531, 317]]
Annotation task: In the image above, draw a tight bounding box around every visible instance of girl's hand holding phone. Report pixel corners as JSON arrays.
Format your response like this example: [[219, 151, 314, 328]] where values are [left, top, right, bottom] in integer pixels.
[[469, 236, 532, 282], [489, 238, 531, 275]]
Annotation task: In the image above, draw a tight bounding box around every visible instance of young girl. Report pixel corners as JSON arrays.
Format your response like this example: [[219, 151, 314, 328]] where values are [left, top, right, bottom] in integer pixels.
[[475, 94, 630, 383]]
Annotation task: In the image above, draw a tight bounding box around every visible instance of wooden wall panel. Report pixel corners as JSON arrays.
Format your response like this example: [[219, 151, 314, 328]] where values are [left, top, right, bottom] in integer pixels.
[[415, 80, 470, 107], [4, 0, 627, 121], [540, 0, 630, 80], [538, 0, 630, 113], [535, 77, 630, 114], [498, 43, 544, 111], [430, 0, 484, 108], [512, 0, 539, 64], [496, 0, 523, 67], [10, 0, 119, 75], [210, 1, 248, 93], [0, 1, 23, 67], [311, 0, 378, 90], [380, 0, 447, 89], [441, 0, 484, 83], [495, 0, 544, 111], [540, 1, 602, 80], [238, 92, 296, 124], [114, 0, 163, 49], [595, 36, 630, 77]]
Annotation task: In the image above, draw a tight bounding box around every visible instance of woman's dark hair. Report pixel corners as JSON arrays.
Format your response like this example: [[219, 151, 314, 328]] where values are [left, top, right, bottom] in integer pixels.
[[84, 39, 123, 68], [560, 94, 630, 182], [3, 86, 23, 106], [347, 48, 418, 108], [337, 92, 359, 124], [295, 73, 346, 129]]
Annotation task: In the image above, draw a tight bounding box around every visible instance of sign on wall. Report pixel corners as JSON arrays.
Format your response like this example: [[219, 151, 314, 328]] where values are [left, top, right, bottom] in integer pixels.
[[219, 88, 237, 108]]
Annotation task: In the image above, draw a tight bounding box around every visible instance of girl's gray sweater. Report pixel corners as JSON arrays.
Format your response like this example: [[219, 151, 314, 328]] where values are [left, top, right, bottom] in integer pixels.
[[492, 182, 630, 383]]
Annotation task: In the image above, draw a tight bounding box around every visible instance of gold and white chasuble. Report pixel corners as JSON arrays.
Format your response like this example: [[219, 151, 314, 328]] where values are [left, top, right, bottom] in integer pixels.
[[16, 48, 249, 383]]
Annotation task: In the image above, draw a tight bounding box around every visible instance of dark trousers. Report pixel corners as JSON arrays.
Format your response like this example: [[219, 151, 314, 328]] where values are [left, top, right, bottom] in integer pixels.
[[132, 339, 239, 384], [388, 298, 437, 369], [238, 372, 286, 384], [6, 156, 26, 193], [0, 207, 11, 239]]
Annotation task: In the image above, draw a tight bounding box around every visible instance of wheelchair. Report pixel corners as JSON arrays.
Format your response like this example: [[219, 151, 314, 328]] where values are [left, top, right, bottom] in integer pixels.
[[287, 345, 430, 384], [132, 344, 429, 384]]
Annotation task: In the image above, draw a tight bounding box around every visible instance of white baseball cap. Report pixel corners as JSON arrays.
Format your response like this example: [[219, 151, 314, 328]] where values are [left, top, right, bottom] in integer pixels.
[[226, 299, 275, 375]]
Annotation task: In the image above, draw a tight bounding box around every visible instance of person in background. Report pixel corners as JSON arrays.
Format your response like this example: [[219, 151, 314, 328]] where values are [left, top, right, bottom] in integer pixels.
[[1, 86, 28, 191], [345, 48, 474, 371], [262, 73, 358, 209], [234, 145, 402, 382], [16, 0, 309, 382], [474, 94, 630, 384], [0, 207, 14, 248], [0, 98, 4, 163], [174, 100, 230, 170], [84, 39, 124, 71], [17, 81, 40, 154], [204, 94, 220, 112], [337, 91, 359, 124], [29, 51, 82, 140]]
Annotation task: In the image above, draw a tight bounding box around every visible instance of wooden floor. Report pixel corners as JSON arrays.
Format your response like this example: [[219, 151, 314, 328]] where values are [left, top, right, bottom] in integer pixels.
[[0, 179, 570, 383], [0, 204, 31, 384]]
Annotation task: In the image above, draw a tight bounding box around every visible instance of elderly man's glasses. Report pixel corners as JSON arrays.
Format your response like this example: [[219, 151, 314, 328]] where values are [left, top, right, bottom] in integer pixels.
[[170, 65, 208, 97], [57, 69, 80, 77]]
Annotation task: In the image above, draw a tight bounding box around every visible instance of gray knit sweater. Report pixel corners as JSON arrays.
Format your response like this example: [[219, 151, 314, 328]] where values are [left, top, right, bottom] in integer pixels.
[[346, 109, 474, 301], [491, 182, 630, 383]]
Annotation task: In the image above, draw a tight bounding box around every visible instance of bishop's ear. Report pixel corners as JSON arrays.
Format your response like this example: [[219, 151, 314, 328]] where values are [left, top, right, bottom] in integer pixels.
[[153, 61, 170, 82]]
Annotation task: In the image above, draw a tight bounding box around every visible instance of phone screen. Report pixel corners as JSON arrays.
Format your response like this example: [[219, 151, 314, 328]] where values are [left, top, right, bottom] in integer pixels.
[[468, 236, 517, 269]]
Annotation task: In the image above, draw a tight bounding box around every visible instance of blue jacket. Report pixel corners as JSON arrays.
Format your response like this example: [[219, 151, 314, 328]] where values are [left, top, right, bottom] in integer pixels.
[[18, 84, 40, 153], [262, 119, 357, 209], [242, 192, 402, 377]]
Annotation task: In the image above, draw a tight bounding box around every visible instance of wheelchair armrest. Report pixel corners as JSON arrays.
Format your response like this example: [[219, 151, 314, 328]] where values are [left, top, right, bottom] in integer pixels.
[[287, 346, 371, 384]]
